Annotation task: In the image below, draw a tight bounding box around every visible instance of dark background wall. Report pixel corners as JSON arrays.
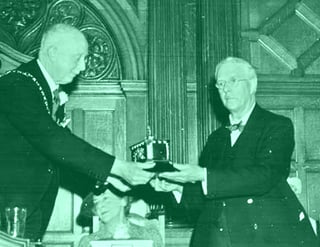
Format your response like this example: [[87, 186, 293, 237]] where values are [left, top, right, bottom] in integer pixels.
[[0, 0, 319, 246]]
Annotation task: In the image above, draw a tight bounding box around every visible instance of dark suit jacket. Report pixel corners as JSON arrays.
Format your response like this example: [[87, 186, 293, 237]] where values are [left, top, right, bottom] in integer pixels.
[[182, 105, 318, 247], [0, 59, 115, 240]]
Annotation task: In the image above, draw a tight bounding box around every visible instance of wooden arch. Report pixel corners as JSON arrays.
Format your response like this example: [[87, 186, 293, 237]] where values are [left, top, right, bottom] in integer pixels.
[[0, 0, 145, 80]]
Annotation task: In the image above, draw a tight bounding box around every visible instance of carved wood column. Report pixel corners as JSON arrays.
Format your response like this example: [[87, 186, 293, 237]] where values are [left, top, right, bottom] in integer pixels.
[[196, 0, 240, 150], [148, 0, 189, 163]]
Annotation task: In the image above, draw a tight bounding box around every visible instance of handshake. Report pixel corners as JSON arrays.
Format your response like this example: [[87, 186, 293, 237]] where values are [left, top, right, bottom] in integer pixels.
[[108, 158, 206, 193]]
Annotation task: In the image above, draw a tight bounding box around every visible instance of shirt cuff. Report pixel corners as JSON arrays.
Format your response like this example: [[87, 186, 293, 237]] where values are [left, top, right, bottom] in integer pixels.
[[173, 189, 183, 203], [201, 168, 208, 195]]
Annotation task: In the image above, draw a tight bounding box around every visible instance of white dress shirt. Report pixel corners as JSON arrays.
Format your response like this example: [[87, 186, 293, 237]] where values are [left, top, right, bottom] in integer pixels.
[[201, 103, 256, 195], [172, 103, 257, 202], [37, 59, 59, 97]]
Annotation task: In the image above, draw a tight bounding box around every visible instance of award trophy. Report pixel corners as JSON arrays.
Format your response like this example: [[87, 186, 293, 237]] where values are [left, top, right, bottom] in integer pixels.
[[130, 127, 177, 173]]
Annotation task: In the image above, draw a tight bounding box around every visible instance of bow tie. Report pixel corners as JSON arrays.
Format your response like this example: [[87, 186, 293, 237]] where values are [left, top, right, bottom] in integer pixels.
[[53, 88, 61, 105], [225, 121, 244, 132]]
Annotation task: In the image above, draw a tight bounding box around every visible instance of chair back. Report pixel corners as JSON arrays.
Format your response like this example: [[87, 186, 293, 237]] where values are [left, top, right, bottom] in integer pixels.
[[0, 231, 29, 247]]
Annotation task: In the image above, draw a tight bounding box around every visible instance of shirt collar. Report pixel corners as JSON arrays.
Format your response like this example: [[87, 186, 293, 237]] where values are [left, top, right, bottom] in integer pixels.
[[229, 102, 256, 126], [37, 59, 59, 95]]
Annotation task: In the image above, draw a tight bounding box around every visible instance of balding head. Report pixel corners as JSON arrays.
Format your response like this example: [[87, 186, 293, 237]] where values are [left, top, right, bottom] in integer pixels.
[[215, 57, 257, 81], [39, 23, 88, 84], [40, 24, 87, 53]]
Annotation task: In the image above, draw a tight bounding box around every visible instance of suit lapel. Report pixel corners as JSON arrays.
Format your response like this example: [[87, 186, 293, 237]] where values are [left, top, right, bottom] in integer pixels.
[[205, 127, 231, 169], [18, 59, 54, 112], [231, 104, 265, 149]]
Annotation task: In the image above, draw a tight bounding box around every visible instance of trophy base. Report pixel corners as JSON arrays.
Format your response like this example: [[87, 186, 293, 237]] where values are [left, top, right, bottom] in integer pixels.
[[144, 161, 178, 173]]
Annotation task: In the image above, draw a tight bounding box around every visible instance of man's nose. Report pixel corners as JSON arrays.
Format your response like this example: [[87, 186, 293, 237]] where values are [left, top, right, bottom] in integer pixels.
[[222, 82, 232, 92], [77, 56, 87, 72]]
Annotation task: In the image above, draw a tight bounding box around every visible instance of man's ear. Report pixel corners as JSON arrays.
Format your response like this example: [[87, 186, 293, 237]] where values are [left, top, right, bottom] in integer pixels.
[[249, 78, 257, 94], [47, 45, 58, 62]]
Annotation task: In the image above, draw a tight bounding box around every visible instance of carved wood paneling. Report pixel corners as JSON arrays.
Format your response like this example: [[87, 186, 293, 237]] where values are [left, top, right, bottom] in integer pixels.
[[0, 1, 149, 246], [41, 89, 126, 246], [196, 0, 240, 151], [304, 109, 320, 161], [306, 172, 320, 220], [89, 0, 147, 80], [148, 0, 189, 163], [0, 0, 121, 80], [242, 0, 320, 76], [67, 89, 126, 159], [240, 2, 320, 222], [165, 228, 193, 247]]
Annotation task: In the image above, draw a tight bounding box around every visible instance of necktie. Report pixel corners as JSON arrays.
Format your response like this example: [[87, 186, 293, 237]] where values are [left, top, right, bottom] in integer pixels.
[[53, 88, 60, 106], [52, 88, 61, 120], [52, 88, 70, 127], [225, 121, 244, 132]]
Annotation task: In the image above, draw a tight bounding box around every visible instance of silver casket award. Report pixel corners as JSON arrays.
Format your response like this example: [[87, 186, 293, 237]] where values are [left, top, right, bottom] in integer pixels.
[[130, 127, 177, 172]]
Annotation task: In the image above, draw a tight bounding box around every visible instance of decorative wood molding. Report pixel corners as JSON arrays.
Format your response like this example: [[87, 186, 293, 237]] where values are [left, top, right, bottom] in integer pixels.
[[187, 82, 196, 93], [69, 80, 149, 96], [149, 0, 189, 163], [0, 0, 135, 81], [80, 25, 120, 80], [240, 0, 320, 225], [241, 30, 260, 41], [258, 0, 298, 35], [0, 0, 46, 43], [297, 39, 320, 71], [0, 42, 32, 64], [70, 81, 123, 95], [89, 0, 147, 80], [258, 35, 297, 70], [257, 74, 320, 96], [257, 81, 320, 96], [295, 2, 320, 34], [0, 231, 30, 247], [47, 0, 84, 27], [295, 3, 320, 71], [303, 161, 320, 172], [248, 0, 320, 75], [120, 80, 148, 93], [258, 74, 320, 82]]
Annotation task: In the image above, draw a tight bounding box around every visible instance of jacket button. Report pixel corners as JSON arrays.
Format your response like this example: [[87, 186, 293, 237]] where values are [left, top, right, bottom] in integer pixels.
[[219, 228, 224, 232], [48, 168, 53, 174], [253, 223, 258, 230], [222, 201, 226, 207], [247, 198, 253, 204]]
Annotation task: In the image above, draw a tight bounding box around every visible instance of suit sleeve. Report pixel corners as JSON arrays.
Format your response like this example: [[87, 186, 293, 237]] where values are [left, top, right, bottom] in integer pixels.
[[0, 73, 115, 182], [205, 117, 294, 199]]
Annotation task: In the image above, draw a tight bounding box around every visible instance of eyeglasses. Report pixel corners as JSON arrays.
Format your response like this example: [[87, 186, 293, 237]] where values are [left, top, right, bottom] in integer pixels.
[[215, 78, 249, 90]]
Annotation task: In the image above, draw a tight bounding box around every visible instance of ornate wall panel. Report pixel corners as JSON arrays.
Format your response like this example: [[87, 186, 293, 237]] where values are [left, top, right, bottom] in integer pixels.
[[41, 90, 126, 246], [196, 0, 240, 151], [0, 0, 149, 246], [0, 0, 134, 81], [304, 109, 320, 161], [306, 172, 320, 220], [148, 0, 189, 163], [241, 0, 320, 221], [241, 0, 320, 76], [254, 71, 320, 217]]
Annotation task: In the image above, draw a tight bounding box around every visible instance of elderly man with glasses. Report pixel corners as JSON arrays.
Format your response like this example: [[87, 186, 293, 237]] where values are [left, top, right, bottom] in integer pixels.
[[152, 57, 318, 247]]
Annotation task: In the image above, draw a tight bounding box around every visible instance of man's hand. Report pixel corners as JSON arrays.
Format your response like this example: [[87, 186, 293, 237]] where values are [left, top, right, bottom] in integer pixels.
[[150, 177, 183, 193], [158, 163, 205, 183], [110, 159, 155, 186]]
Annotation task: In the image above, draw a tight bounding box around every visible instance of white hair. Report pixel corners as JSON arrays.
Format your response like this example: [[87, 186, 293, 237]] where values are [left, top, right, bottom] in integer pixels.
[[39, 23, 86, 55], [215, 57, 257, 80], [215, 57, 258, 92]]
